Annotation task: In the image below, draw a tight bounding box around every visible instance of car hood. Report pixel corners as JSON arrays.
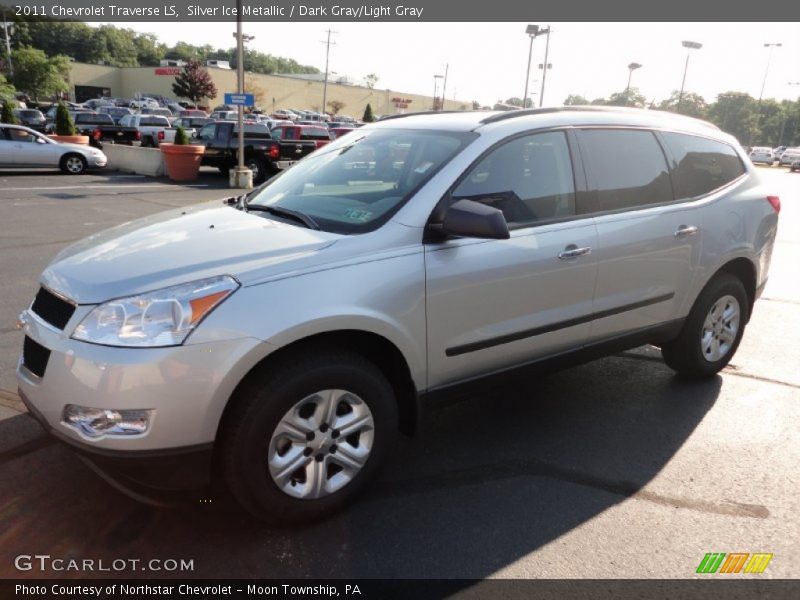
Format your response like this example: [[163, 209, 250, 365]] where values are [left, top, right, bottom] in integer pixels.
[[41, 202, 339, 304]]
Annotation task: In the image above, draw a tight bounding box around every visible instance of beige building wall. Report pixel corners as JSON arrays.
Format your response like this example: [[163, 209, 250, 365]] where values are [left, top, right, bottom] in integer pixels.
[[69, 63, 470, 116]]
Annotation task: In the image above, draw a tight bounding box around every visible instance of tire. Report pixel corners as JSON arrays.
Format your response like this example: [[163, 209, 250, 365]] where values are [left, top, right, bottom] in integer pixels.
[[220, 350, 398, 523], [59, 153, 87, 175], [141, 137, 155, 148], [218, 166, 231, 176], [245, 157, 266, 184], [660, 273, 749, 379]]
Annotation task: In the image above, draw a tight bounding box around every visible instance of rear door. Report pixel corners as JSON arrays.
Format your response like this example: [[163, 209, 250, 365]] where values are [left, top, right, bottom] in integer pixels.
[[425, 129, 599, 388], [575, 128, 705, 342], [0, 127, 14, 165]]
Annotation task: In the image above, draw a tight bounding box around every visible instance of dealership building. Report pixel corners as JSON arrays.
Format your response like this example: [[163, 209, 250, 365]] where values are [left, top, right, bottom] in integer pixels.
[[67, 62, 469, 116]]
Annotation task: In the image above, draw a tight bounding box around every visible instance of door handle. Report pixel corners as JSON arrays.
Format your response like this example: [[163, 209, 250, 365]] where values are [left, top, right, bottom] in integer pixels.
[[674, 225, 699, 238], [558, 245, 592, 260]]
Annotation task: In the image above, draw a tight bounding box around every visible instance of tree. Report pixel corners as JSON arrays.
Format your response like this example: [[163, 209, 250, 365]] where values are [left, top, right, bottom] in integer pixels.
[[658, 91, 707, 118], [244, 74, 266, 108], [472, 100, 481, 110], [564, 94, 590, 106], [172, 58, 218, 105], [362, 103, 374, 122], [365, 73, 379, 89], [10, 47, 69, 102], [605, 87, 647, 108], [0, 73, 15, 101], [327, 99, 345, 115], [1, 99, 18, 124], [706, 92, 759, 146]]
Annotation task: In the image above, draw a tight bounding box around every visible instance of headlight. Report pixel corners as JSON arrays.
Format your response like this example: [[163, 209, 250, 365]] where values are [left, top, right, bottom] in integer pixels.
[[72, 275, 239, 347]]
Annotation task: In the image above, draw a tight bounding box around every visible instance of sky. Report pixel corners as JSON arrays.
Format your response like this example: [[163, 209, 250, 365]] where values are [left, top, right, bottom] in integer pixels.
[[105, 22, 800, 107]]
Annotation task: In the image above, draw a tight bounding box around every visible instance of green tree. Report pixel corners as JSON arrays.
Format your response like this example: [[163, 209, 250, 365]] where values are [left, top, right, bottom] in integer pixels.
[[174, 125, 189, 145], [564, 94, 590, 105], [362, 103, 374, 122], [0, 73, 15, 100], [658, 91, 707, 118], [1, 100, 19, 124], [605, 87, 647, 108], [706, 92, 759, 145], [10, 47, 69, 102], [365, 73, 378, 89], [54, 101, 76, 135], [172, 58, 218, 105]]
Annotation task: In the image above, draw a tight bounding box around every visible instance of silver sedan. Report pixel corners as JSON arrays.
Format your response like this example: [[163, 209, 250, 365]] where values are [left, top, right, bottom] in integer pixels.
[[0, 124, 107, 175]]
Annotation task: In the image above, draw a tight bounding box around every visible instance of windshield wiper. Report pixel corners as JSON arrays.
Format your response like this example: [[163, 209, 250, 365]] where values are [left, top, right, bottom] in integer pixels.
[[244, 203, 321, 230]]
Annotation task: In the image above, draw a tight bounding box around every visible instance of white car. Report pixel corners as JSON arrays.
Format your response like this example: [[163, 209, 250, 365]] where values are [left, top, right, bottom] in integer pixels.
[[778, 147, 800, 167], [749, 147, 774, 165], [0, 124, 107, 174]]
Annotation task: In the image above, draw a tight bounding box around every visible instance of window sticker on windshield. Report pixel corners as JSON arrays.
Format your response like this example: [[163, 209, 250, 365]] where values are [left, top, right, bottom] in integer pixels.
[[344, 208, 373, 222], [414, 161, 434, 174]]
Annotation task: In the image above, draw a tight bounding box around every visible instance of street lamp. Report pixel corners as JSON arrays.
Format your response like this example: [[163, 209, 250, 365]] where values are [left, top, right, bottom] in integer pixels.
[[678, 40, 702, 113], [432, 74, 443, 110], [751, 42, 783, 145], [538, 26, 552, 107], [1, 12, 13, 78], [523, 25, 550, 109], [321, 29, 337, 118], [626, 62, 642, 92]]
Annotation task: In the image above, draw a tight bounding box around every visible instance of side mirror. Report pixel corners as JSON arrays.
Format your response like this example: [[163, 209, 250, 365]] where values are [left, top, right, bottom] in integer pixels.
[[440, 199, 510, 240]]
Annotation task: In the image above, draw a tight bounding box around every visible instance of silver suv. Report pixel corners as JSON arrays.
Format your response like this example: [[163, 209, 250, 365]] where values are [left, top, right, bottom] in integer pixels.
[[17, 108, 779, 522]]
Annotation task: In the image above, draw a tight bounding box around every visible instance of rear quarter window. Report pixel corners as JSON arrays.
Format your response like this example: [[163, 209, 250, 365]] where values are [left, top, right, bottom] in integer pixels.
[[660, 132, 745, 199]]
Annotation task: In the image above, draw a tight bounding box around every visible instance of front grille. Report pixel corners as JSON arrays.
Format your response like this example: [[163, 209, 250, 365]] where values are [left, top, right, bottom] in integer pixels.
[[31, 287, 75, 330], [23, 336, 51, 378]]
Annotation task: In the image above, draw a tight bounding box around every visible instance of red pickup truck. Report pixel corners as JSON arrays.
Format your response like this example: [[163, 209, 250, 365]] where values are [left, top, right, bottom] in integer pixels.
[[270, 124, 332, 149]]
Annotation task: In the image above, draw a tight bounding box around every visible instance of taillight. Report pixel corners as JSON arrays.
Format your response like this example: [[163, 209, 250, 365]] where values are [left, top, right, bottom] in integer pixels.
[[158, 130, 165, 141], [767, 196, 781, 214], [268, 145, 280, 160], [92, 129, 101, 140], [135, 131, 141, 141]]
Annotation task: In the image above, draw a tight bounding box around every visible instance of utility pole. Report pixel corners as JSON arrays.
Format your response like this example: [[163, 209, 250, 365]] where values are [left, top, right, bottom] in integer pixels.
[[2, 11, 13, 79], [440, 64, 449, 111], [321, 29, 337, 118], [538, 26, 551, 107]]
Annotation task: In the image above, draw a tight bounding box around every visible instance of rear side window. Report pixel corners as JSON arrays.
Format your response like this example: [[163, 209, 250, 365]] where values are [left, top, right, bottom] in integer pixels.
[[660, 132, 745, 199], [578, 129, 673, 213], [452, 131, 576, 227], [300, 127, 331, 140], [140, 116, 170, 127]]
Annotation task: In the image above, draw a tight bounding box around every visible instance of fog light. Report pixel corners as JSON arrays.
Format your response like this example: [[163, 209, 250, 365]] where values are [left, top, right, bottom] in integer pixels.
[[62, 405, 153, 439]]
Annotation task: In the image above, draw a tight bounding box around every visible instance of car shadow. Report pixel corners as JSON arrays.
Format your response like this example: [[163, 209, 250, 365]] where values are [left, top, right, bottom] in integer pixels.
[[0, 352, 722, 580]]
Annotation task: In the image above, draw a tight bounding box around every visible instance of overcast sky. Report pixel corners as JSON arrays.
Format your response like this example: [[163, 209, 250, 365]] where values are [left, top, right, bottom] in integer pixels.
[[105, 22, 800, 106]]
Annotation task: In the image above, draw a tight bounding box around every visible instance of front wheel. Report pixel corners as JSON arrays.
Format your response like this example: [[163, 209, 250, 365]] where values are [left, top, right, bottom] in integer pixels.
[[660, 273, 748, 378], [59, 153, 87, 175], [220, 351, 398, 523]]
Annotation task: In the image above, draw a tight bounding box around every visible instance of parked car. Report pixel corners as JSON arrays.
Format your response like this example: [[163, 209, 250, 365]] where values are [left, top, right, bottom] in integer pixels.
[[191, 120, 312, 182], [13, 109, 47, 132], [179, 109, 209, 118], [97, 106, 134, 124], [0, 123, 106, 174], [83, 99, 115, 110], [210, 110, 239, 121], [44, 106, 92, 131], [778, 147, 800, 166], [16, 108, 779, 524], [773, 146, 787, 161], [790, 158, 800, 172], [71, 112, 140, 147], [118, 114, 176, 147], [328, 127, 355, 140], [749, 146, 774, 165], [140, 107, 174, 118], [270, 123, 332, 149], [129, 97, 160, 110], [172, 117, 214, 134]]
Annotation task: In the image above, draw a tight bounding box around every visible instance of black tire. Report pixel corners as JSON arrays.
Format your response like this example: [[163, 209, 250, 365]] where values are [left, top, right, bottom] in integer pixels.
[[59, 153, 87, 175], [220, 350, 398, 523], [245, 157, 267, 184], [141, 137, 155, 148], [660, 273, 749, 379]]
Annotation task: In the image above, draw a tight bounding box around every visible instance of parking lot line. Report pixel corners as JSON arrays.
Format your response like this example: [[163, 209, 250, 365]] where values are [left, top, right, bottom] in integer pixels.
[[0, 184, 211, 192]]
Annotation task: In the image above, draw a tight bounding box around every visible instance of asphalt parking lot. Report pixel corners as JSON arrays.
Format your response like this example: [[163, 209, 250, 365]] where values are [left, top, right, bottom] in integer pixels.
[[0, 167, 798, 580]]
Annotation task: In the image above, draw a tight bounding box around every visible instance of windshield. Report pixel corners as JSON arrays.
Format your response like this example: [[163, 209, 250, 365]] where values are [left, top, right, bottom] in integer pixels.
[[247, 127, 476, 234]]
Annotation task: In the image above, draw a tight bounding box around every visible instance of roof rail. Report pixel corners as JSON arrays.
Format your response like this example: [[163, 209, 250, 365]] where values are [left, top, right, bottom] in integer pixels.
[[378, 110, 479, 122], [479, 105, 720, 130]]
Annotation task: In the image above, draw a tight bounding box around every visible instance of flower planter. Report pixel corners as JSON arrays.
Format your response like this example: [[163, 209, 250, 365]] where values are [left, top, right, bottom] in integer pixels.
[[160, 143, 205, 181], [48, 135, 89, 145]]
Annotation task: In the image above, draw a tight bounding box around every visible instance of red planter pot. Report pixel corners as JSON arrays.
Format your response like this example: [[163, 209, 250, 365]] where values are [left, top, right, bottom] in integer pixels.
[[160, 143, 205, 181]]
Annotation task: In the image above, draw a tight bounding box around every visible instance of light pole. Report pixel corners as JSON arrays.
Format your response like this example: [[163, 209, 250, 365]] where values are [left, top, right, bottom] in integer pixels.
[[321, 29, 337, 117], [440, 63, 449, 111], [752, 42, 782, 144], [789, 82, 800, 146], [626, 62, 642, 93], [1, 12, 12, 79], [678, 40, 702, 113], [538, 26, 552, 107], [432, 74, 443, 110], [522, 24, 540, 109]]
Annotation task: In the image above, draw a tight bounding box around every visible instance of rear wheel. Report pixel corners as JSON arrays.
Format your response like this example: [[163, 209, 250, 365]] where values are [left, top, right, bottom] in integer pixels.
[[59, 153, 87, 175], [220, 351, 398, 523], [660, 273, 748, 378], [244, 157, 266, 183]]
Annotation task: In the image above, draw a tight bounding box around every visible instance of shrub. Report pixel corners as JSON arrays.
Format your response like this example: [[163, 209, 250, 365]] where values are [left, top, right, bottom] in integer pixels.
[[1, 100, 18, 124], [55, 101, 76, 136], [362, 103, 374, 123], [174, 125, 189, 145]]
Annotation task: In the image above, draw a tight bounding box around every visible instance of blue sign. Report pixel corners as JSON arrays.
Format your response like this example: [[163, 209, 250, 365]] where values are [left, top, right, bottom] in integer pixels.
[[224, 93, 255, 107]]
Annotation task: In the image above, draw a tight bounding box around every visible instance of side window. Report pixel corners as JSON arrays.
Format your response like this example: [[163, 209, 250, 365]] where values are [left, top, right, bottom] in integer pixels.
[[198, 124, 215, 141], [215, 124, 231, 142], [660, 132, 745, 199], [578, 129, 673, 213], [452, 131, 576, 227], [283, 127, 298, 140], [272, 128, 283, 140]]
